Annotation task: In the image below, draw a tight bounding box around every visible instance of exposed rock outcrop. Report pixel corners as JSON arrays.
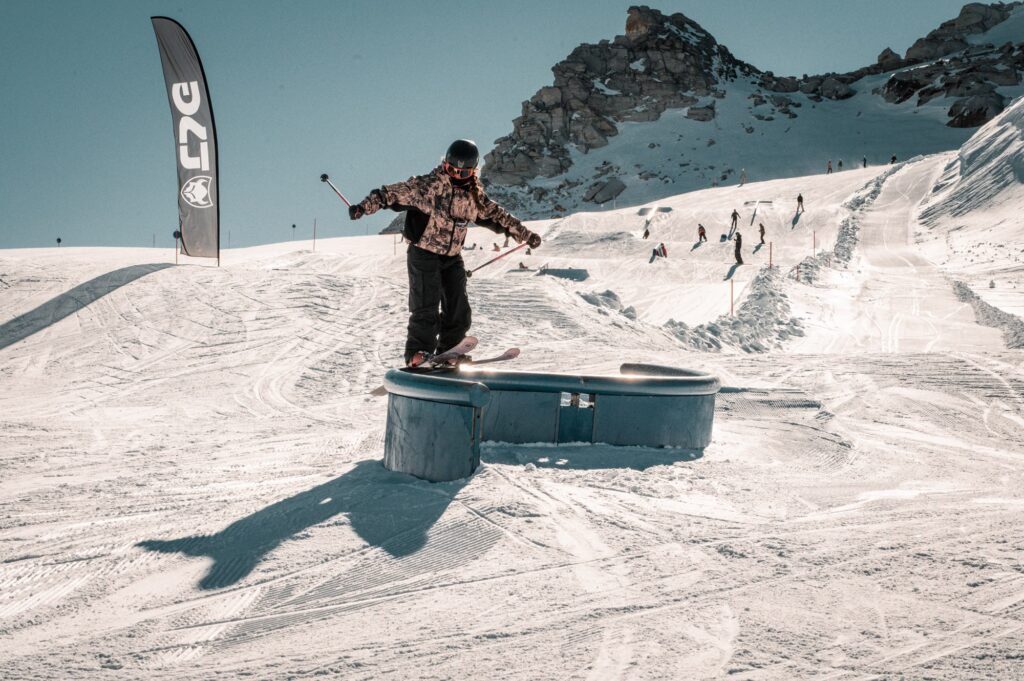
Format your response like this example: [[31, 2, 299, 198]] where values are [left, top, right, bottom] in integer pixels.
[[483, 6, 757, 187], [482, 2, 1024, 213]]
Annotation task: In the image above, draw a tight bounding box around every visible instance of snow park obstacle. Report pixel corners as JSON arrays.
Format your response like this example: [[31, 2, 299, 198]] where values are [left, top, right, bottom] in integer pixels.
[[382, 365, 720, 482]]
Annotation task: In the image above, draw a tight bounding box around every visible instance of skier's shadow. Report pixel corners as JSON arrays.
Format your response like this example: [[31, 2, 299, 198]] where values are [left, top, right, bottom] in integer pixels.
[[753, 243, 764, 254], [791, 211, 802, 228], [690, 241, 703, 251], [724, 264, 741, 280], [137, 460, 464, 590], [0, 263, 172, 351]]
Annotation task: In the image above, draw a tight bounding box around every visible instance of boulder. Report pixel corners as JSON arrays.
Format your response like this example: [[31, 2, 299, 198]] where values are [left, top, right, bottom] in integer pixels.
[[820, 76, 855, 99], [533, 86, 562, 109], [877, 47, 902, 70], [686, 104, 715, 121], [947, 91, 1005, 127], [587, 177, 627, 204]]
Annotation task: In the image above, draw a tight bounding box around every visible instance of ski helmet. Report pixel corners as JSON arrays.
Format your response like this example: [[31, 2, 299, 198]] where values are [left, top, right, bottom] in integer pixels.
[[445, 139, 479, 170]]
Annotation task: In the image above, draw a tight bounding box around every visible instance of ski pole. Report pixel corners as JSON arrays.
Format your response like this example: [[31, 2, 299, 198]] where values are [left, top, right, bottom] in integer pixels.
[[319, 173, 352, 207], [466, 242, 528, 278]]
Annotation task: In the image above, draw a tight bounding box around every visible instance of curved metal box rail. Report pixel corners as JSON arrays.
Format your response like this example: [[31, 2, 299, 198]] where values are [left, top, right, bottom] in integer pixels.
[[459, 366, 720, 396], [382, 364, 720, 482], [384, 368, 490, 407]]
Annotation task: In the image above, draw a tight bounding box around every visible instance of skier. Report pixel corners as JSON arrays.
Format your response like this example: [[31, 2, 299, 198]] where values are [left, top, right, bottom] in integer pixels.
[[734, 230, 743, 265], [698, 224, 707, 242], [348, 139, 541, 366], [643, 226, 650, 240], [826, 160, 833, 174], [837, 159, 843, 171], [739, 168, 747, 186], [730, 209, 739, 231], [797, 193, 804, 213], [862, 156, 867, 168], [492, 243, 501, 252], [890, 154, 897, 164], [759, 222, 766, 244]]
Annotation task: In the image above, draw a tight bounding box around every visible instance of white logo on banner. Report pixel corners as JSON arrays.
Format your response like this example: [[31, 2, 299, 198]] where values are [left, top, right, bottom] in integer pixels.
[[181, 176, 214, 208], [172, 81, 211, 171]]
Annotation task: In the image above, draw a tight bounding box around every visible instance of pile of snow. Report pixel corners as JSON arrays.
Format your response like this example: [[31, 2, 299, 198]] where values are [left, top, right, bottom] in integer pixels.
[[665, 266, 803, 352], [952, 280, 1024, 347]]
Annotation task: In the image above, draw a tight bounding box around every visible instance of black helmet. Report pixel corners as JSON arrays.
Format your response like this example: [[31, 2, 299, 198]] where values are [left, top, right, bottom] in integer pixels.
[[445, 139, 479, 170]]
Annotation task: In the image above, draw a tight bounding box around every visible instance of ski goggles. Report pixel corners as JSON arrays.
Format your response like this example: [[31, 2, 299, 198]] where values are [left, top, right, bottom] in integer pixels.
[[443, 162, 476, 180]]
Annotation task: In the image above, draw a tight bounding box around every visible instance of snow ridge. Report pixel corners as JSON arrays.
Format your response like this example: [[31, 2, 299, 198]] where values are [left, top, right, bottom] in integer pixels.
[[797, 163, 907, 284], [952, 280, 1024, 348], [665, 266, 803, 353]]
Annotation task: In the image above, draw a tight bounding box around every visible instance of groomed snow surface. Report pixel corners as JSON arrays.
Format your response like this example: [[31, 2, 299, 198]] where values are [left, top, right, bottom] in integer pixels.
[[2, 116, 1024, 677]]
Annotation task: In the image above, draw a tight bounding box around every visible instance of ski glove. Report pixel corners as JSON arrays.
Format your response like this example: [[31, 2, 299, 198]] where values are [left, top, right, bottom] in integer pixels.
[[527, 232, 542, 249], [348, 204, 365, 220]]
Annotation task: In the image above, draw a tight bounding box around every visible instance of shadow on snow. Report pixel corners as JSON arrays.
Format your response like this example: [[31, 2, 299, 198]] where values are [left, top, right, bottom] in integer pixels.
[[0, 264, 173, 350], [137, 460, 466, 590]]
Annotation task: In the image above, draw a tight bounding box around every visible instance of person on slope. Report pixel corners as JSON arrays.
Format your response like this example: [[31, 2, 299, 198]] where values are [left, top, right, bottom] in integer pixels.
[[730, 209, 739, 232], [348, 139, 541, 366], [797, 193, 804, 213], [862, 156, 868, 169], [826, 160, 833, 174], [759, 222, 766, 245], [838, 159, 843, 171], [698, 224, 707, 242], [734, 230, 744, 265]]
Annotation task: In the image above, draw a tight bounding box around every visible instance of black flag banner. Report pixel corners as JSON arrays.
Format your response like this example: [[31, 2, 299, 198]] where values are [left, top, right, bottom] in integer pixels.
[[151, 17, 219, 259]]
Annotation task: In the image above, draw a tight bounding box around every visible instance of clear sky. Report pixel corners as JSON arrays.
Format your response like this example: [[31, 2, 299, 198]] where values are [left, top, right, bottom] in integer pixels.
[[0, 0, 970, 250]]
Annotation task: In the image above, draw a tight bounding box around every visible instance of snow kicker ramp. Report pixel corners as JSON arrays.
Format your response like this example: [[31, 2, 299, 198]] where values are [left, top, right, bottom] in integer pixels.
[[382, 364, 720, 482]]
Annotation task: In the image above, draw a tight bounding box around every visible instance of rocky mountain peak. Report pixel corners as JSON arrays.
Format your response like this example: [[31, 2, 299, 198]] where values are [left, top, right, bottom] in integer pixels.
[[482, 6, 757, 187]]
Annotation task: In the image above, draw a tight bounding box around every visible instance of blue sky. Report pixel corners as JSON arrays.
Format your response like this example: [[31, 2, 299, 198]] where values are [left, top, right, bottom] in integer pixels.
[[0, 0, 970, 250]]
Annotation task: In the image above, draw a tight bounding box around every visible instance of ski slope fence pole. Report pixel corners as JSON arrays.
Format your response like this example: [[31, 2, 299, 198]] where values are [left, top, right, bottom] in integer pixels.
[[466, 242, 528, 278], [813, 231, 816, 254], [730, 279, 734, 316], [769, 242, 773, 268], [313, 218, 317, 252]]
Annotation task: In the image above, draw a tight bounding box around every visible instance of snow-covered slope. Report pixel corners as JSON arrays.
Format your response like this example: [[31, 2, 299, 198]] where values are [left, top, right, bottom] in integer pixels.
[[3, 144, 1024, 677], [917, 94, 1024, 316]]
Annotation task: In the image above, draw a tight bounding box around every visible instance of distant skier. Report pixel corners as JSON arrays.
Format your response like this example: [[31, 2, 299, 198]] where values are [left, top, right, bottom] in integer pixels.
[[698, 224, 707, 242], [348, 138, 541, 366], [826, 160, 833, 174], [643, 225, 650, 240], [730, 209, 739, 231], [837, 159, 843, 171], [739, 168, 747, 186], [734, 231, 743, 265], [759, 222, 766, 244], [890, 154, 897, 164], [651, 242, 668, 260], [862, 156, 868, 168], [797, 193, 804, 213]]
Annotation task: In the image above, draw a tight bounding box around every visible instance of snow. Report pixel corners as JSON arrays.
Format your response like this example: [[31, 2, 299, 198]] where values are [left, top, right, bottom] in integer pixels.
[[2, 98, 1024, 678], [591, 79, 621, 96]]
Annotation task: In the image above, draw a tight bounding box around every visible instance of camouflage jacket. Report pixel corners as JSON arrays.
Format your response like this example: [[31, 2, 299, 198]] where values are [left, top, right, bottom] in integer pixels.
[[357, 166, 529, 256]]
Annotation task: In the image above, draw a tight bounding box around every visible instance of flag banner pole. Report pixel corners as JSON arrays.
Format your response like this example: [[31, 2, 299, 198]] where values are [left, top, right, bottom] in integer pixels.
[[152, 17, 220, 260]]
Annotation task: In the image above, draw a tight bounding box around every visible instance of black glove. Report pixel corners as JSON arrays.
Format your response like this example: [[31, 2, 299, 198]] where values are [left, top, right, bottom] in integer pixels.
[[348, 204, 365, 220], [527, 232, 542, 249]]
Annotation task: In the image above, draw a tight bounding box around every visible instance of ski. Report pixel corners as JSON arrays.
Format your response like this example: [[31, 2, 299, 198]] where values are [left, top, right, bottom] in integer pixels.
[[426, 336, 478, 367], [369, 345, 520, 396], [463, 347, 520, 366]]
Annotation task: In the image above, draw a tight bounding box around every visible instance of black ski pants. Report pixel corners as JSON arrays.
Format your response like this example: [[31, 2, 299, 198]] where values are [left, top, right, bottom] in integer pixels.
[[405, 245, 471, 362]]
